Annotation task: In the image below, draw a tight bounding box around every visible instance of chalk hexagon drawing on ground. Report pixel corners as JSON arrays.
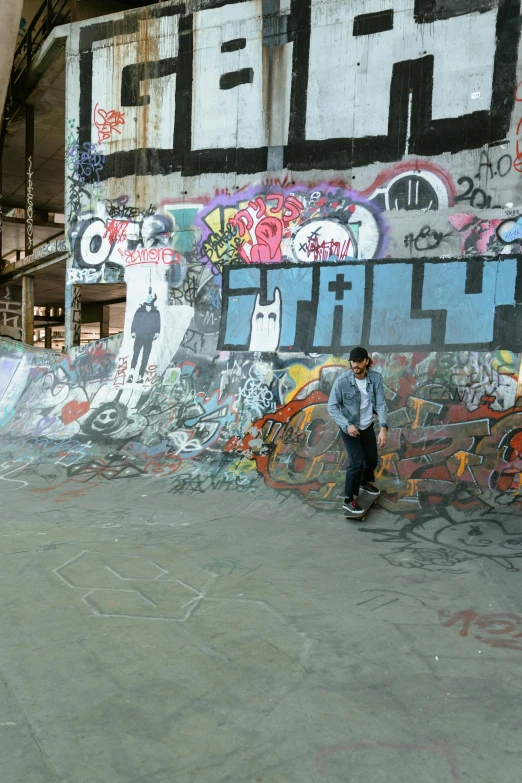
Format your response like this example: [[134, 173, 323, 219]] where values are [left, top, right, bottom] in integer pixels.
[[54, 551, 205, 621], [53, 549, 309, 656]]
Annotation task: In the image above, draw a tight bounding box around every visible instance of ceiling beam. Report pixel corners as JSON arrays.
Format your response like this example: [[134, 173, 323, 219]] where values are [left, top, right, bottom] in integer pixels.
[[0, 251, 67, 281], [1, 214, 65, 230]]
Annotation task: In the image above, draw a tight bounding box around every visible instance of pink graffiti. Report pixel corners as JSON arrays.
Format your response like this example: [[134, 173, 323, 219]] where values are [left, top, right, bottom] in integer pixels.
[[447, 214, 503, 254], [228, 194, 303, 263], [118, 247, 181, 267]]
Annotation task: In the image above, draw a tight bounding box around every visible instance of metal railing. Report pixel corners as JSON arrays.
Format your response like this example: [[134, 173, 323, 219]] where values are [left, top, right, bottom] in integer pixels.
[[1, 0, 72, 153], [12, 0, 72, 88]]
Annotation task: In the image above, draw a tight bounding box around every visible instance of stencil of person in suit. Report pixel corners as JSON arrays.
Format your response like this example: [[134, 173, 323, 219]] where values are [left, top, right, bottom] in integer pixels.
[[127, 289, 161, 384]]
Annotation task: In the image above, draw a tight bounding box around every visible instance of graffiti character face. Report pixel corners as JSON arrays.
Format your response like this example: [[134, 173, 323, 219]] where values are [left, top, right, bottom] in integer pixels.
[[248, 289, 281, 352], [92, 409, 118, 430], [141, 214, 173, 247], [81, 403, 127, 437], [414, 517, 522, 559]]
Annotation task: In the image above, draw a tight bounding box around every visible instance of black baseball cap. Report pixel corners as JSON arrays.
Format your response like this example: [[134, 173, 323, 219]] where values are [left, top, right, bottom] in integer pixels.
[[349, 346, 369, 361]]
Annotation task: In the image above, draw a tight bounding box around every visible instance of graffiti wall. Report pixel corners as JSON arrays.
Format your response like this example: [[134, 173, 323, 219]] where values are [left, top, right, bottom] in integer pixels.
[[0, 284, 22, 341], [1, 0, 522, 568]]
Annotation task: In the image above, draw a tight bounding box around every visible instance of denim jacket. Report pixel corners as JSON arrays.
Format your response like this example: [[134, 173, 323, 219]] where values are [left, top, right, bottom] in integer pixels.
[[327, 369, 388, 431]]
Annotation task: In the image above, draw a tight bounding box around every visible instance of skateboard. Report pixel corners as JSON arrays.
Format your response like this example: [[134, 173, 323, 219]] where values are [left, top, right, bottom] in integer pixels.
[[343, 488, 379, 521]]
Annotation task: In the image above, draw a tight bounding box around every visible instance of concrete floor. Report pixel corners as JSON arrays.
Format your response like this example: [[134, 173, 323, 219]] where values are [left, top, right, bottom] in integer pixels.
[[0, 469, 521, 783]]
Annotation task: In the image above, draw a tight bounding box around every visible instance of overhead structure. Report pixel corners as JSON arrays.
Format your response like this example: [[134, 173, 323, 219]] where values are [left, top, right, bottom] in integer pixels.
[[0, 0, 24, 126]]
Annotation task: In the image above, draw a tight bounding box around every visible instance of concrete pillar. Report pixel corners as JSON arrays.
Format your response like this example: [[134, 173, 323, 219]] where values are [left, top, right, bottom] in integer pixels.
[[44, 326, 52, 349], [0, 157, 3, 265], [25, 103, 34, 257], [0, 0, 24, 127], [100, 304, 110, 338], [22, 274, 34, 345], [64, 283, 81, 350]]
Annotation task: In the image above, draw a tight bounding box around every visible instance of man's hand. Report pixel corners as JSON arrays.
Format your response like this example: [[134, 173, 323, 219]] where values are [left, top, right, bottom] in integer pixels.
[[377, 427, 388, 448], [347, 424, 359, 437], [131, 333, 136, 339]]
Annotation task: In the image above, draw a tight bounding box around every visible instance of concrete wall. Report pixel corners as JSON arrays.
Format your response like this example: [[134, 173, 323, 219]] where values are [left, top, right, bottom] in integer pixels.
[[1, 0, 522, 533]]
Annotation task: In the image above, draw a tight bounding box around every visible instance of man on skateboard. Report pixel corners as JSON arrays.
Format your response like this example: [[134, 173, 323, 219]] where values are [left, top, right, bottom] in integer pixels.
[[327, 347, 388, 518]]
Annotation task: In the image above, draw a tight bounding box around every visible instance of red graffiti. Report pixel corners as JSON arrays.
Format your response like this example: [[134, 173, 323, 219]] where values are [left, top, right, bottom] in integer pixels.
[[225, 389, 333, 496], [61, 400, 90, 425], [304, 235, 353, 261], [515, 119, 522, 173], [113, 356, 128, 387], [225, 379, 522, 512], [440, 609, 522, 651], [142, 456, 182, 476], [360, 159, 456, 204], [103, 219, 129, 244], [94, 103, 125, 144]]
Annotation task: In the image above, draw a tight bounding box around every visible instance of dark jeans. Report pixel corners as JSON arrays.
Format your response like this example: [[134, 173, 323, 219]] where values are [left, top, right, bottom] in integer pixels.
[[339, 423, 378, 500], [131, 335, 153, 378]]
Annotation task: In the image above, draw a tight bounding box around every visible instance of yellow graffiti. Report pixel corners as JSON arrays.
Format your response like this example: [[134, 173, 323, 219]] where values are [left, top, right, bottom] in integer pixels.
[[491, 349, 518, 375], [306, 455, 322, 480], [284, 357, 351, 403], [228, 459, 257, 477], [203, 203, 247, 234], [322, 482, 336, 499], [406, 479, 421, 496], [454, 450, 470, 478], [410, 398, 423, 429], [375, 452, 397, 479]]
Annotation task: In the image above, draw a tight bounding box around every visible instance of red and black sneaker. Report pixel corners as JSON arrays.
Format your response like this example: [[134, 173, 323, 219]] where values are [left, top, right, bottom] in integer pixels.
[[361, 483, 380, 496], [343, 499, 365, 516]]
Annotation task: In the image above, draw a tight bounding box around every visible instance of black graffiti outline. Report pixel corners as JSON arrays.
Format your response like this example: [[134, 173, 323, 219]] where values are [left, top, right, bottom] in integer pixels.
[[219, 255, 522, 353], [404, 225, 454, 253], [75, 0, 521, 181]]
